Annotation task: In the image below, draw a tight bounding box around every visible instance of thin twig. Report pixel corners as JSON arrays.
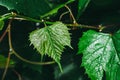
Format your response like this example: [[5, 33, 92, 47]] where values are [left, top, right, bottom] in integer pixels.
[[12, 49, 55, 65], [0, 12, 16, 43], [10, 15, 102, 30], [59, 11, 69, 20], [0, 27, 8, 43], [8, 17, 14, 50], [1, 52, 11, 80], [66, 23, 102, 29], [65, 5, 77, 24], [8, 13, 104, 30], [1, 16, 15, 80], [13, 69, 22, 80], [6, 12, 104, 30]]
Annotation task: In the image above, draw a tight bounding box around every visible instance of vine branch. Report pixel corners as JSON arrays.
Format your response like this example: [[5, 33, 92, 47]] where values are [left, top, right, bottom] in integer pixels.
[[65, 5, 77, 24], [0, 12, 106, 32], [66, 23, 106, 30], [13, 69, 22, 80], [8, 13, 104, 30], [2, 52, 11, 80], [59, 11, 69, 20], [0, 27, 8, 43], [1, 16, 14, 80]]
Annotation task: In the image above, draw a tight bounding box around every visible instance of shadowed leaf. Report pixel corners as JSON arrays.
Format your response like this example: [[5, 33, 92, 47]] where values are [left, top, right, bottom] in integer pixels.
[[0, 0, 74, 18]]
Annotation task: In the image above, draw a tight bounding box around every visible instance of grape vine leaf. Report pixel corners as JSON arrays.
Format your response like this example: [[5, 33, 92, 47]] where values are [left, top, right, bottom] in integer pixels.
[[29, 22, 72, 71], [0, 0, 74, 18], [77, 0, 91, 19], [78, 30, 120, 80], [0, 55, 15, 68]]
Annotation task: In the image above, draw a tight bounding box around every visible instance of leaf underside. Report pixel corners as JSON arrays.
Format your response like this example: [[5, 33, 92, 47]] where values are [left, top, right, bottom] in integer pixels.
[[78, 30, 120, 80], [29, 22, 71, 71]]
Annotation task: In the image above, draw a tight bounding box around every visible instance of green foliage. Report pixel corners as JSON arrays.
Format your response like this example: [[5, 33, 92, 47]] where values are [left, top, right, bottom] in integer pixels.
[[0, 55, 15, 68], [0, 13, 12, 30], [0, 0, 74, 18], [29, 22, 72, 71], [77, 0, 90, 18], [78, 30, 120, 80], [0, 0, 120, 80]]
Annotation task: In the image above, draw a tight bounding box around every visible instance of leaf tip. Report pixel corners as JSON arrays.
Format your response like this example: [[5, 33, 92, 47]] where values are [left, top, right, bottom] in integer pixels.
[[57, 62, 63, 73]]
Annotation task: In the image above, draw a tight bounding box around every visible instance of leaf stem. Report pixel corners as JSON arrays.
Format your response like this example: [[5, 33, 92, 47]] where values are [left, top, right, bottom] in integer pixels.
[[58, 63, 63, 72], [0, 27, 8, 43]]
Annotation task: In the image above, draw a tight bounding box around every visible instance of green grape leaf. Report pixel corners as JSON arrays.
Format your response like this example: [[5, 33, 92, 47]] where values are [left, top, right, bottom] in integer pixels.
[[77, 0, 90, 19], [106, 30, 120, 80], [0, 55, 15, 68], [105, 54, 120, 80], [0, 0, 74, 18], [29, 22, 72, 71], [78, 30, 120, 80], [0, 20, 4, 30]]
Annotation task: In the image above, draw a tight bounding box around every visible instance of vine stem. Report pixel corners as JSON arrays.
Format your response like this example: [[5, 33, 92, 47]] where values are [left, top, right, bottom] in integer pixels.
[[11, 13, 102, 30], [65, 5, 77, 24], [1, 12, 105, 31], [0, 27, 8, 43], [0, 13, 15, 43], [13, 70, 22, 80], [1, 16, 14, 80], [14, 15, 101, 30], [12, 49, 55, 65], [66, 23, 101, 29], [1, 52, 11, 80], [59, 11, 69, 20]]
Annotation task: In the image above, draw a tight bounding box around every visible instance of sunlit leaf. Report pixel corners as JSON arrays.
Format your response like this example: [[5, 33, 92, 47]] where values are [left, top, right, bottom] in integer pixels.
[[78, 30, 120, 80], [29, 22, 72, 71]]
